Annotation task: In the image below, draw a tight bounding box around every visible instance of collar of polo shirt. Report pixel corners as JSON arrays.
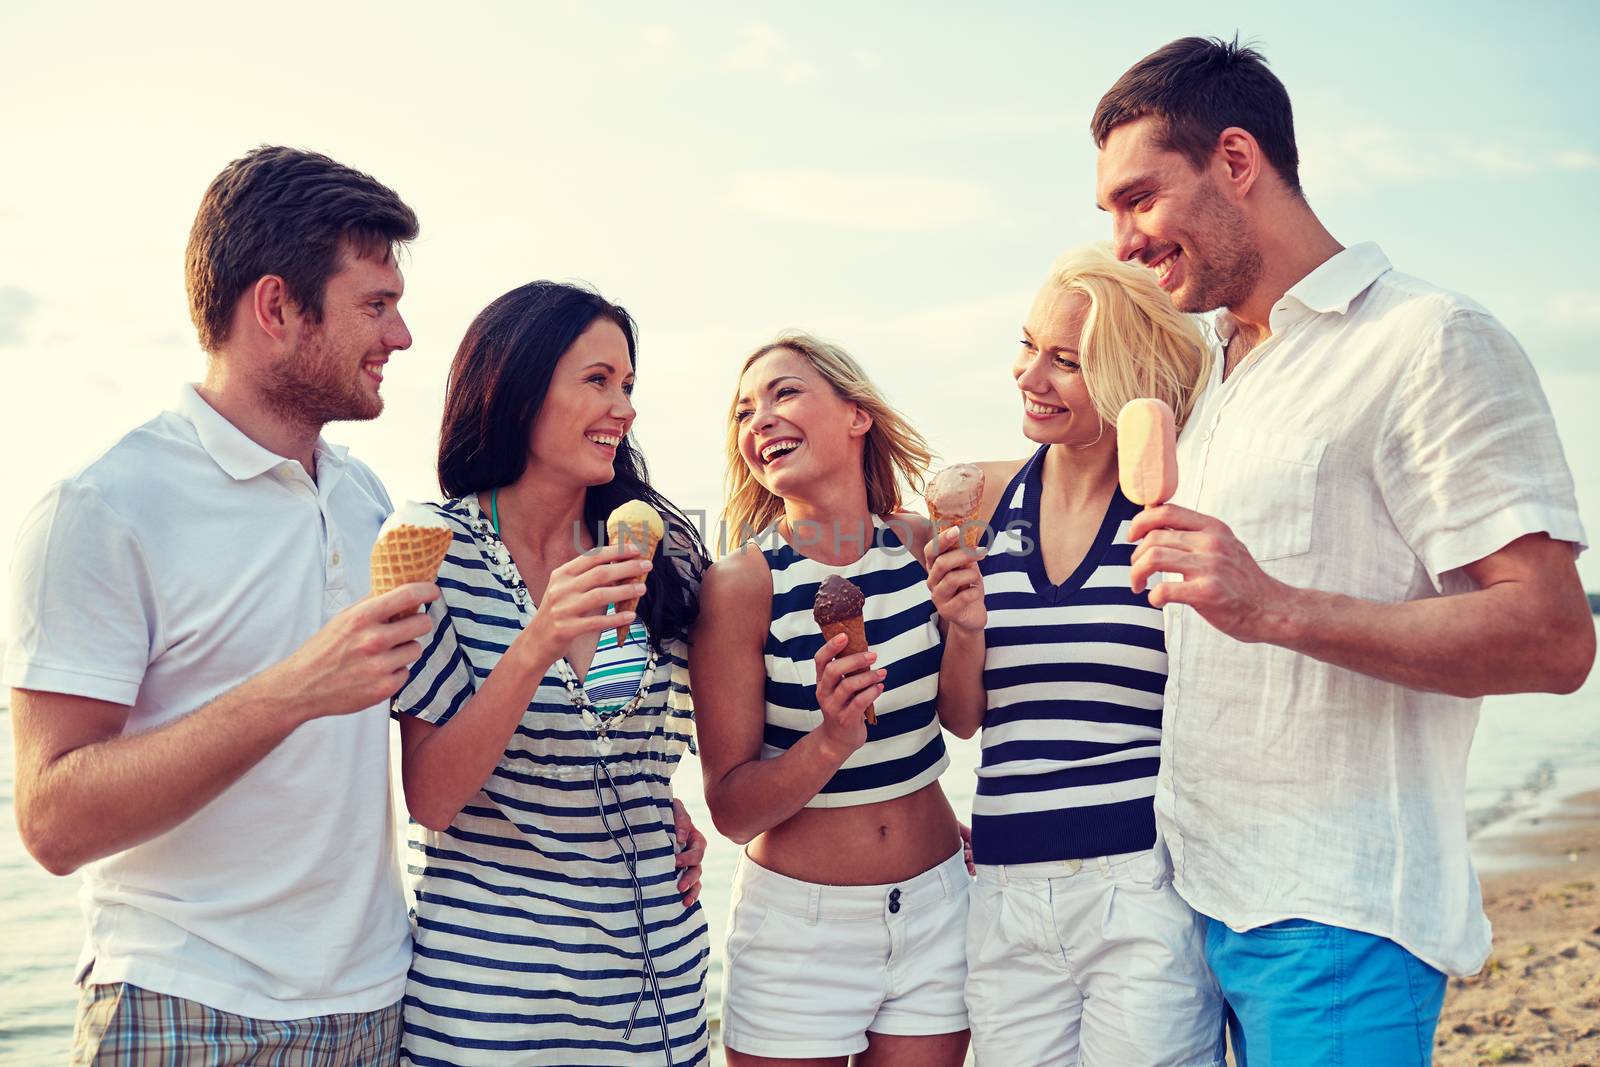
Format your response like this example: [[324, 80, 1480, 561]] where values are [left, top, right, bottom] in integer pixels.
[[176, 384, 349, 483]]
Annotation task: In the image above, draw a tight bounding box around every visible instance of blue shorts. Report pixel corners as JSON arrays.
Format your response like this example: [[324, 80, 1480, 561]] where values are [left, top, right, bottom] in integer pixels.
[[1203, 917, 1448, 1067]]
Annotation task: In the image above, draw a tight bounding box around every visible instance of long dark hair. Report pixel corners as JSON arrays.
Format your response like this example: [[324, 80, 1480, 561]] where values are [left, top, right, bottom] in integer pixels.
[[437, 281, 707, 647]]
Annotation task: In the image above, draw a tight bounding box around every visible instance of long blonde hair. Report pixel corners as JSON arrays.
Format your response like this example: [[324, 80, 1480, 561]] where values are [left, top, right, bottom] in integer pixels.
[[1043, 244, 1212, 431], [721, 332, 933, 554]]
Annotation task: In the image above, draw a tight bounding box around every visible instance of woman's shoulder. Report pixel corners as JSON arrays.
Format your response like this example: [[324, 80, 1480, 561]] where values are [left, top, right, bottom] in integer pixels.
[[428, 498, 510, 598], [694, 544, 773, 639], [975, 458, 1030, 518], [411, 496, 476, 531], [974, 458, 1029, 484], [700, 544, 773, 602]]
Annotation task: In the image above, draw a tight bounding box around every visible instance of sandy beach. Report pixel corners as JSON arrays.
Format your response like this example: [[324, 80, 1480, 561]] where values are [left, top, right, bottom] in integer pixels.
[[1435, 788, 1600, 1067]]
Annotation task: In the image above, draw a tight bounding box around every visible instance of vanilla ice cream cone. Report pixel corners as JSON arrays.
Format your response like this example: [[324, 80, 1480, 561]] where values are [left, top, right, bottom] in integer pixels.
[[370, 503, 454, 600], [606, 500, 666, 646]]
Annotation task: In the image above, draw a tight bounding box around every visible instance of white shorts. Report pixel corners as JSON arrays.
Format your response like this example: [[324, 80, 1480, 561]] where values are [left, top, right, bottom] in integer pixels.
[[965, 849, 1225, 1067], [720, 848, 970, 1058]]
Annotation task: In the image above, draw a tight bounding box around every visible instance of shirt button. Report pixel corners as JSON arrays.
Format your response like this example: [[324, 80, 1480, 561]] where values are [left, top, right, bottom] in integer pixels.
[[331, 551, 341, 566]]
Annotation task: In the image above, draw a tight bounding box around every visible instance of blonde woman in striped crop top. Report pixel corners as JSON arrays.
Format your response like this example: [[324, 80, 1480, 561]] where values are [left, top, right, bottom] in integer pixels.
[[925, 246, 1224, 1067], [692, 333, 972, 1066]]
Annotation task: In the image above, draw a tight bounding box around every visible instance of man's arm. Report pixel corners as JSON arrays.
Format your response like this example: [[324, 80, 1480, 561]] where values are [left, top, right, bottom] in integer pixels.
[[1129, 510, 1594, 698], [11, 583, 437, 876]]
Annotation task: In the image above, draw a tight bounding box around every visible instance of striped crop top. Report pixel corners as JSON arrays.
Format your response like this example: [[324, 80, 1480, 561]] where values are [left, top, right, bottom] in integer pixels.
[[972, 445, 1167, 865], [758, 516, 950, 808]]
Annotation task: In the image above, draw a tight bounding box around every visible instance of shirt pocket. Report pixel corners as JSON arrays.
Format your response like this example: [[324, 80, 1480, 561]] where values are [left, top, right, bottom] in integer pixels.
[[1204, 428, 1327, 562]]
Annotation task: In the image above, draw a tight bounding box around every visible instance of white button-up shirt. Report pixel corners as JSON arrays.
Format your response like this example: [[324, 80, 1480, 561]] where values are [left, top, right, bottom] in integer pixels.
[[5, 385, 412, 1018], [1157, 243, 1586, 975]]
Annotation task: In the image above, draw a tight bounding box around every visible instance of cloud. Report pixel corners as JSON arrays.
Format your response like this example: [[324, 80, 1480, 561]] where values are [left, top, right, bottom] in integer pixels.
[[1302, 117, 1600, 193], [852, 48, 883, 73], [0, 287, 37, 345], [895, 112, 1078, 140], [1544, 290, 1600, 331], [1299, 124, 1434, 193], [1456, 143, 1537, 176], [727, 23, 821, 84], [782, 61, 820, 85], [1553, 149, 1600, 171], [729, 23, 781, 69], [726, 171, 1005, 230], [1499, 292, 1600, 376], [638, 26, 676, 61]]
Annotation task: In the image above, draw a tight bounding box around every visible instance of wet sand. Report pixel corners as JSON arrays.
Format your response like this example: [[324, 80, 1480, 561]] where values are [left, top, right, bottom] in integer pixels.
[[1435, 789, 1600, 1066]]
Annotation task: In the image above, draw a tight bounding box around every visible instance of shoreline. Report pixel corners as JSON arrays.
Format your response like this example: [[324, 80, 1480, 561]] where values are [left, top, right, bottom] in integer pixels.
[[1435, 787, 1600, 1065]]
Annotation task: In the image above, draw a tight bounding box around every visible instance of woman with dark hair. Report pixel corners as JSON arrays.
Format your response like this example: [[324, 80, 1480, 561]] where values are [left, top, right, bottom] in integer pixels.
[[393, 281, 712, 1066]]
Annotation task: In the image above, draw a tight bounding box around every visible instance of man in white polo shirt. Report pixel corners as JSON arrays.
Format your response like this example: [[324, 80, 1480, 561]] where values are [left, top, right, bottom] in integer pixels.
[[6, 146, 438, 1064], [1091, 37, 1594, 1066]]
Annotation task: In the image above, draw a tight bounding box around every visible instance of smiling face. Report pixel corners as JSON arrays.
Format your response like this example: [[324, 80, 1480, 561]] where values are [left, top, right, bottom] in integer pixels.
[[260, 242, 412, 425], [733, 347, 871, 501], [1014, 286, 1105, 447], [528, 316, 637, 487], [1096, 115, 1262, 314]]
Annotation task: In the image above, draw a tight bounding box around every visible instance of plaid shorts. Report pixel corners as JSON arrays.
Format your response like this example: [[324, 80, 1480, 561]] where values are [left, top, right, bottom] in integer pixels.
[[70, 982, 401, 1067]]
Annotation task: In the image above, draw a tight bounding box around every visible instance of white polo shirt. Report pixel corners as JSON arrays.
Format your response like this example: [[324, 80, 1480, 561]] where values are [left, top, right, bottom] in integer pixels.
[[4, 385, 411, 1019], [1157, 243, 1586, 976]]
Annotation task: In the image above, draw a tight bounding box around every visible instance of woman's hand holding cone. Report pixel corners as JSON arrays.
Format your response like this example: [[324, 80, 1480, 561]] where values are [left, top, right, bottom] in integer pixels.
[[516, 543, 650, 671], [812, 634, 881, 760], [925, 526, 987, 633]]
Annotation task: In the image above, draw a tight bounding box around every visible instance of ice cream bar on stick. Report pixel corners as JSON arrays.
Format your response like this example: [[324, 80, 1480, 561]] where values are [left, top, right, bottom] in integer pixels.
[[370, 503, 454, 616], [606, 500, 665, 647], [1116, 398, 1178, 507], [927, 463, 986, 551], [812, 574, 876, 725]]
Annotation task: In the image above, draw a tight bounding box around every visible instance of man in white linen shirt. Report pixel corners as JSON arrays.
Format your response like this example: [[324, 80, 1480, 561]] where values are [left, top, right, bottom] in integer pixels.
[[6, 146, 438, 1064], [1090, 36, 1594, 1066]]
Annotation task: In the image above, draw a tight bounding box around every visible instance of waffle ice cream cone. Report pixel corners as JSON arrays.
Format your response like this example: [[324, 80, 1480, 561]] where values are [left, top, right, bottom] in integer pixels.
[[928, 464, 986, 551], [812, 574, 876, 724], [606, 500, 666, 646], [370, 503, 453, 599]]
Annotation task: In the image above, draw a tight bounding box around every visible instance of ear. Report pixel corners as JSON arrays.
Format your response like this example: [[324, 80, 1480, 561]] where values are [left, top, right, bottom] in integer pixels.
[[1214, 126, 1263, 200], [250, 275, 293, 343], [847, 403, 874, 439]]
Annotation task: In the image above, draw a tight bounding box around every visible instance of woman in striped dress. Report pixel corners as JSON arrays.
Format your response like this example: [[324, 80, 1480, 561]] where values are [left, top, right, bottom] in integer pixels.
[[925, 246, 1224, 1067], [393, 282, 712, 1066], [693, 332, 970, 1067]]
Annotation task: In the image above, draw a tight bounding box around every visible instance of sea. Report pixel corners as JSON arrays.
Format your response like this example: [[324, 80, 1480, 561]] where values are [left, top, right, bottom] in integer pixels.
[[3, 627, 1598, 1063]]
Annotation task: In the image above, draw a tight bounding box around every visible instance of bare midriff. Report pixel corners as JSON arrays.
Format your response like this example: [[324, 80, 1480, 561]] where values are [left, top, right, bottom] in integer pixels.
[[746, 779, 961, 885]]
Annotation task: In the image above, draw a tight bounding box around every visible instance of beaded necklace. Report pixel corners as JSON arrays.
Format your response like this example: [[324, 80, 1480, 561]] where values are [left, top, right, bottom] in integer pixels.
[[487, 489, 659, 755]]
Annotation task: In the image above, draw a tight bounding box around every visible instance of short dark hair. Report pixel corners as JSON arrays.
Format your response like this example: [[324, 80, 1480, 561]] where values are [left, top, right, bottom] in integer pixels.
[[1091, 36, 1301, 196], [436, 281, 709, 648], [185, 146, 419, 351]]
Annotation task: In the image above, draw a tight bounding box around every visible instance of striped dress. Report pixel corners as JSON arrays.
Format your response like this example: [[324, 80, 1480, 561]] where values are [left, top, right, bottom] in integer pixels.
[[973, 446, 1166, 865], [759, 516, 949, 806], [394, 496, 708, 1067]]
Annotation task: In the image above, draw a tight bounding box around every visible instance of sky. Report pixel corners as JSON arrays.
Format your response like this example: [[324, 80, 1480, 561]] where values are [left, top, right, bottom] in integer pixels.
[[2, 0, 1598, 640]]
